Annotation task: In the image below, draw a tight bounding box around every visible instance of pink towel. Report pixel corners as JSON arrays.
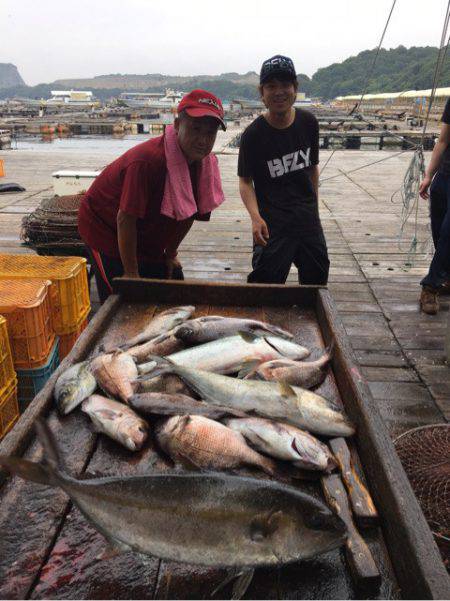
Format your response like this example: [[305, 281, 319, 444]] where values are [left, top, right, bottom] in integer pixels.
[[161, 125, 225, 221]]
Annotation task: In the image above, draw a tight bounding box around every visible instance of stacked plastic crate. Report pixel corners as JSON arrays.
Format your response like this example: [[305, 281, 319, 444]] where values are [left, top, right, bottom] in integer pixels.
[[0, 279, 58, 411], [0, 315, 19, 441], [0, 254, 90, 373]]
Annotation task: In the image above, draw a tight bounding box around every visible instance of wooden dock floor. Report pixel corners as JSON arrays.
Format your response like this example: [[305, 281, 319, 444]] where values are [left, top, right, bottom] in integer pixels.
[[0, 140, 448, 439]]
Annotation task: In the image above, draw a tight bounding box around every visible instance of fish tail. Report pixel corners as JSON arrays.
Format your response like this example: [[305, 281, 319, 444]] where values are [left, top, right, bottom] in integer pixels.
[[35, 419, 66, 473], [323, 340, 335, 365], [0, 419, 65, 486]]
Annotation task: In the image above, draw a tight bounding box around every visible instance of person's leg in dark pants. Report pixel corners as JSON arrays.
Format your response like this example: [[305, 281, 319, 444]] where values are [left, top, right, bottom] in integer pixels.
[[247, 234, 298, 284], [421, 173, 450, 289], [429, 173, 448, 249], [87, 248, 124, 304], [293, 231, 330, 285]]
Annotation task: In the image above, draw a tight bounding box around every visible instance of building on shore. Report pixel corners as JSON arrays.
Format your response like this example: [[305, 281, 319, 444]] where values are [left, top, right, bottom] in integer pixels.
[[333, 87, 450, 121]]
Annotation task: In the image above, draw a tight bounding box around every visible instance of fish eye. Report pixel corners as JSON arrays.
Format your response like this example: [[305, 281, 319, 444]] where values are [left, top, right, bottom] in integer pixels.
[[249, 522, 269, 542]]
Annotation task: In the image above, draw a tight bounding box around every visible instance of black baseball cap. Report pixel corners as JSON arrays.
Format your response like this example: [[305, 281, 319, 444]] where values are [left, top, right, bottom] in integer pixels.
[[260, 55, 297, 85]]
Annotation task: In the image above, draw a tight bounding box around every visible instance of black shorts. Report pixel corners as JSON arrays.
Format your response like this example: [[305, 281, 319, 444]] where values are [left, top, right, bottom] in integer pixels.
[[248, 231, 329, 285]]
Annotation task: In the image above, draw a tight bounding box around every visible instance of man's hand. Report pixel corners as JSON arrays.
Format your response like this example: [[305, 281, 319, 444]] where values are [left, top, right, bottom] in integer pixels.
[[165, 256, 182, 279], [252, 215, 269, 246], [419, 174, 432, 200]]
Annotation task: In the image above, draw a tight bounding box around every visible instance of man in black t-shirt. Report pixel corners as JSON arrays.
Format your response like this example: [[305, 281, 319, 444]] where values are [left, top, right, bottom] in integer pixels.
[[418, 97, 450, 314], [238, 55, 329, 285]]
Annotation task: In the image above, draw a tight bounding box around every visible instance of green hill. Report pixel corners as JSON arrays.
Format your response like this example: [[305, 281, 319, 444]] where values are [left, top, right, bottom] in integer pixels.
[[308, 45, 450, 99], [0, 46, 448, 101]]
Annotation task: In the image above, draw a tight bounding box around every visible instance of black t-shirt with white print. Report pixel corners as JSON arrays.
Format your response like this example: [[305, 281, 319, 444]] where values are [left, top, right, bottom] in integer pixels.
[[238, 108, 321, 235]]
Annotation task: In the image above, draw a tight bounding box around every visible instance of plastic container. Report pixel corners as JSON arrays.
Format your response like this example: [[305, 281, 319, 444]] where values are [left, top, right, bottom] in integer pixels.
[[0, 279, 56, 369], [17, 338, 60, 412], [0, 380, 19, 440], [0, 255, 90, 335], [0, 315, 16, 397], [59, 318, 88, 360]]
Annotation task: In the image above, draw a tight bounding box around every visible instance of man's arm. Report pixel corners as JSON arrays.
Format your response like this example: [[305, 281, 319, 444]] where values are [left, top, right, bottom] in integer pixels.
[[239, 176, 269, 246], [309, 164, 319, 200], [164, 218, 194, 278], [117, 210, 139, 277], [419, 122, 450, 199]]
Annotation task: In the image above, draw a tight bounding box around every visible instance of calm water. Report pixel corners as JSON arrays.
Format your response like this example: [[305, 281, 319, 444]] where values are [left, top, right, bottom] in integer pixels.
[[12, 134, 155, 154]]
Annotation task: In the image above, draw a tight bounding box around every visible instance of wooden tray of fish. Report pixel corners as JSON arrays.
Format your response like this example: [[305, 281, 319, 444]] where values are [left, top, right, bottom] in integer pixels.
[[0, 279, 448, 600]]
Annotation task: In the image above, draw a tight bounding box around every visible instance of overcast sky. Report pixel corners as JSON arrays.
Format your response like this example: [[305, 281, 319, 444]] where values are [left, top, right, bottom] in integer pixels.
[[1, 0, 448, 85]]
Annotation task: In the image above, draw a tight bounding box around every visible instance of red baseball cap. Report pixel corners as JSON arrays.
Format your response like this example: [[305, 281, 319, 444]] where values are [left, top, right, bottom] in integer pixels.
[[178, 89, 226, 130]]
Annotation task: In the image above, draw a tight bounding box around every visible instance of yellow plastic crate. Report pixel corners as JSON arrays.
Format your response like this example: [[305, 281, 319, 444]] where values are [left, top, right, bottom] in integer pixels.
[[0, 255, 90, 335], [0, 279, 56, 369], [0, 315, 16, 396], [0, 379, 19, 441], [59, 317, 88, 360]]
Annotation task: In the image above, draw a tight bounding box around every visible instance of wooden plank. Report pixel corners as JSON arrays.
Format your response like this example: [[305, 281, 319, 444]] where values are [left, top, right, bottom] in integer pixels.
[[321, 474, 381, 591], [329, 438, 378, 528], [112, 278, 322, 307], [315, 289, 450, 599]]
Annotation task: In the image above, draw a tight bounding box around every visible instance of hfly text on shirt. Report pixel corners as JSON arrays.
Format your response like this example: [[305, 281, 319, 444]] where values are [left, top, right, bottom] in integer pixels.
[[267, 148, 311, 178]]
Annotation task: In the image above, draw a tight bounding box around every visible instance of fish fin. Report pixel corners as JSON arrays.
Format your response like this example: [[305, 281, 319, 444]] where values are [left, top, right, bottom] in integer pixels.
[[95, 409, 120, 421], [238, 330, 261, 344], [237, 360, 261, 379], [326, 339, 335, 359], [177, 414, 192, 430], [0, 456, 53, 486], [0, 419, 65, 486], [278, 381, 297, 399], [211, 568, 254, 600], [232, 568, 255, 600]]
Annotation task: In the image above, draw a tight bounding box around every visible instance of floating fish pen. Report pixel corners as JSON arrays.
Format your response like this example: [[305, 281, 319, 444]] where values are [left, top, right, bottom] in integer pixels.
[[0, 280, 448, 600]]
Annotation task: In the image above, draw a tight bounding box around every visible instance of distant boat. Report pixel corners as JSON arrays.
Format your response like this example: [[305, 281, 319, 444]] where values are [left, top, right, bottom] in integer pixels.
[[119, 89, 185, 109]]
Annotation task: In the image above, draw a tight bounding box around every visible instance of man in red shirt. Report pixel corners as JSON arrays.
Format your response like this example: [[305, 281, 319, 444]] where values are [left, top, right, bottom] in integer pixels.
[[78, 89, 226, 302]]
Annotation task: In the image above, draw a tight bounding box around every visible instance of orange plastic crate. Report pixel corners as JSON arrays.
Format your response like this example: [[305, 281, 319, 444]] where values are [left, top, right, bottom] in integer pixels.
[[0, 255, 90, 335], [0, 379, 19, 441], [59, 318, 88, 360], [0, 315, 16, 396], [0, 279, 56, 369]]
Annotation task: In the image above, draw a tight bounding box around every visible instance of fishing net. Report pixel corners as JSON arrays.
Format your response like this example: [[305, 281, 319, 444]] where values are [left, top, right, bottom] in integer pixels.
[[394, 424, 450, 562], [21, 194, 87, 257]]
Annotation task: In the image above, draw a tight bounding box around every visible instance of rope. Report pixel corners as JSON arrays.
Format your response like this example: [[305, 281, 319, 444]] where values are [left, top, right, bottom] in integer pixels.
[[396, 0, 450, 269], [320, 0, 398, 182], [320, 149, 410, 183], [353, 0, 398, 114]]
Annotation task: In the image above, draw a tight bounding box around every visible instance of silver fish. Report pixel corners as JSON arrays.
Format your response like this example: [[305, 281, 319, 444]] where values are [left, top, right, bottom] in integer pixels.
[[138, 333, 310, 376], [174, 316, 293, 345], [0, 420, 347, 568], [54, 361, 97, 415], [82, 394, 148, 451], [224, 417, 336, 472], [247, 343, 334, 389], [130, 392, 246, 419], [120, 306, 195, 350], [143, 357, 354, 437]]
